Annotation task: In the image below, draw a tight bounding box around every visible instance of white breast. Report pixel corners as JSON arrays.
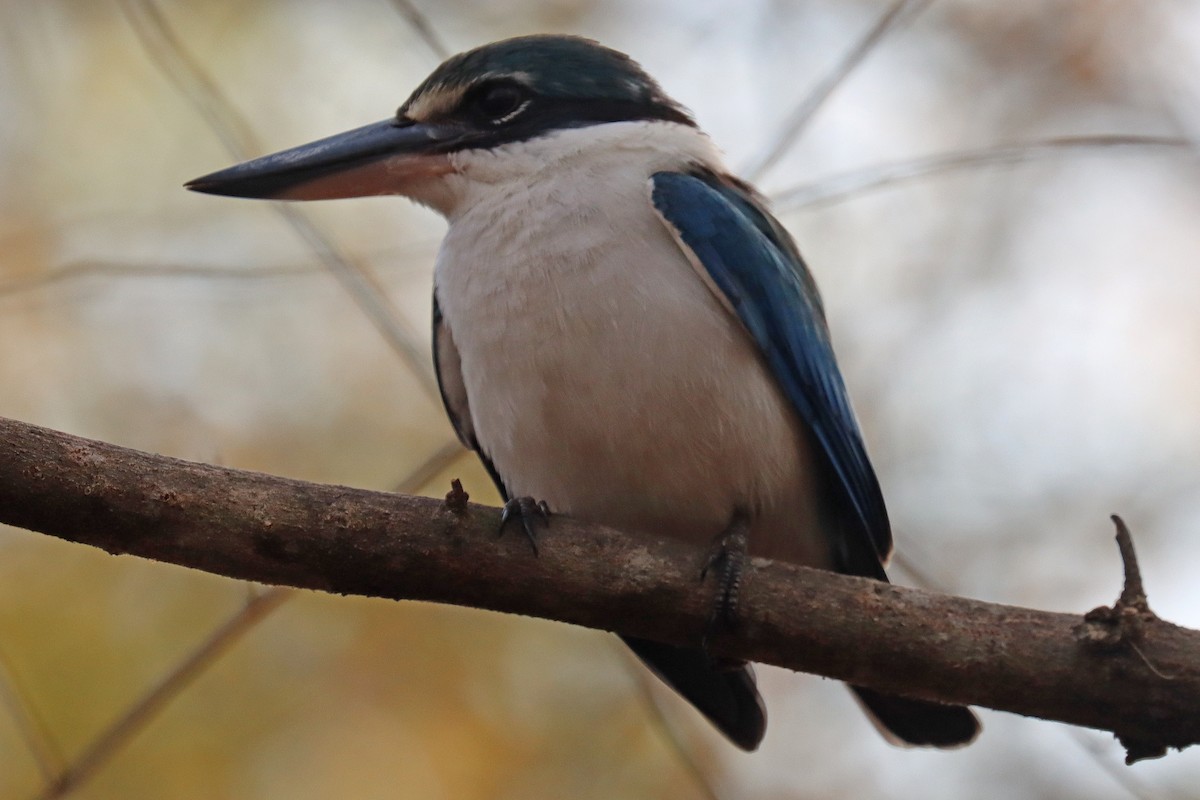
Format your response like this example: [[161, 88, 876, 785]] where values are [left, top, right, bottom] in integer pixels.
[[433, 122, 830, 566]]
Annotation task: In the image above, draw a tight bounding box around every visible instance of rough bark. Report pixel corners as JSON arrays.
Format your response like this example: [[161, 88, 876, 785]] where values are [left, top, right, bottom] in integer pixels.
[[0, 415, 1195, 763]]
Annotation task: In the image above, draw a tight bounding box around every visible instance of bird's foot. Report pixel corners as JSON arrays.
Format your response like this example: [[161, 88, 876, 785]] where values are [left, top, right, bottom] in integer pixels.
[[700, 510, 750, 658], [498, 496, 550, 556]]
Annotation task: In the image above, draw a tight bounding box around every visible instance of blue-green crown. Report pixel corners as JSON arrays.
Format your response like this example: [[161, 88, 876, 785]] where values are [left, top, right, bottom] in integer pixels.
[[401, 35, 694, 129]]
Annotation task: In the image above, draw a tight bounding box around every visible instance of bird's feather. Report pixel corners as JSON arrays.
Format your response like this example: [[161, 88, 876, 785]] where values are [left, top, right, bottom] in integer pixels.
[[650, 169, 979, 747], [433, 292, 509, 497], [649, 170, 891, 578], [432, 293, 476, 450]]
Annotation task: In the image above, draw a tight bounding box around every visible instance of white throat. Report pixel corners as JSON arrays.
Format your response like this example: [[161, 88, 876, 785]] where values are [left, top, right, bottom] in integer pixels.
[[409, 120, 726, 219], [429, 119, 827, 564]]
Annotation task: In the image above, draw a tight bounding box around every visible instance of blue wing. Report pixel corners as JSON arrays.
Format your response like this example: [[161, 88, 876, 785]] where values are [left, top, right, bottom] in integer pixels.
[[650, 170, 891, 579]]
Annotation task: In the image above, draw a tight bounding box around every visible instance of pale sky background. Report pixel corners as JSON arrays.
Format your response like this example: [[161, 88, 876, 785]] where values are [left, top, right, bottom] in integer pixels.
[[1, 1, 1198, 798]]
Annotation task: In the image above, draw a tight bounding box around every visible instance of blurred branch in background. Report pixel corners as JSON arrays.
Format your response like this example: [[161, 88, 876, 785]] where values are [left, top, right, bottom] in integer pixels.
[[117, 0, 440, 399], [33, 588, 290, 800], [741, 0, 932, 182], [771, 135, 1194, 210], [620, 650, 722, 800], [1, 415, 1198, 766], [0, 259, 318, 300], [386, 0, 450, 60], [11, 437, 469, 800], [10, 131, 1183, 302], [0, 645, 64, 786]]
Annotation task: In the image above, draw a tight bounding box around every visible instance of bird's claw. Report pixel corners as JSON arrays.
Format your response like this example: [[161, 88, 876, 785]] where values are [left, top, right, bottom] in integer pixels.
[[499, 496, 550, 555], [700, 511, 750, 656]]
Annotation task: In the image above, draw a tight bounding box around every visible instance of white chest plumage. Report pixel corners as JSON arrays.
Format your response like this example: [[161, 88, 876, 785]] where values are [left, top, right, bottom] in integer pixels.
[[432, 122, 830, 566]]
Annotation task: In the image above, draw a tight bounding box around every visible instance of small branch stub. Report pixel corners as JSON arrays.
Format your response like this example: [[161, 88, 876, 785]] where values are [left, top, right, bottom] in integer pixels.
[[444, 478, 470, 513], [1077, 516, 1157, 652], [1074, 516, 1174, 763], [1113, 515, 1149, 613]]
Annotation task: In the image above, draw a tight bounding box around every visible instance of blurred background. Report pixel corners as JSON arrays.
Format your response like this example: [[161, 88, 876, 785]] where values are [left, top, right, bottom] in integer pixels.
[[1, 0, 1198, 797]]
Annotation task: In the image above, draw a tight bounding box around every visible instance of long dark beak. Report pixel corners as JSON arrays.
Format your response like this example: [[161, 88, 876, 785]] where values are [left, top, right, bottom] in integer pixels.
[[185, 118, 467, 200]]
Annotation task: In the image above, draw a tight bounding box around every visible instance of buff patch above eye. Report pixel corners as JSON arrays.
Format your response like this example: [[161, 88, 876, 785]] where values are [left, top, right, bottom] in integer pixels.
[[402, 85, 469, 122]]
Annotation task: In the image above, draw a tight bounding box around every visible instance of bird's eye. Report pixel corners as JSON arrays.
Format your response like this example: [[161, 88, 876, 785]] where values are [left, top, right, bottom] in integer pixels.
[[472, 83, 529, 124]]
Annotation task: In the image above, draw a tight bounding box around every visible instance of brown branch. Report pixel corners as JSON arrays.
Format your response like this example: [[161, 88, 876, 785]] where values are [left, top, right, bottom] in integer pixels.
[[2, 415, 1198, 763]]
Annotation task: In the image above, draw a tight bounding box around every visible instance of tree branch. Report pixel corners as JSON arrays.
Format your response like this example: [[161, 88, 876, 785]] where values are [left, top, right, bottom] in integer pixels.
[[1, 415, 1197, 763]]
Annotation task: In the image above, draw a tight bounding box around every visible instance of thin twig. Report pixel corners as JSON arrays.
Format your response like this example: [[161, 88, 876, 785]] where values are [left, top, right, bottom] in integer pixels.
[[1129, 642, 1176, 681], [0, 234, 443, 301], [386, 0, 450, 61], [35, 589, 291, 800], [117, 0, 255, 157], [26, 440, 464, 799], [395, 439, 468, 494], [771, 135, 1192, 211], [0, 260, 318, 299], [1068, 729, 1166, 800], [118, 0, 440, 401], [743, 0, 932, 182], [0, 645, 63, 783], [619, 646, 722, 800]]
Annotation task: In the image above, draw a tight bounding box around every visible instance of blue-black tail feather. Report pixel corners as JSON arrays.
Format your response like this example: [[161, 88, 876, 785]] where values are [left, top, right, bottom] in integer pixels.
[[831, 516, 980, 747], [852, 686, 980, 747], [621, 635, 766, 751]]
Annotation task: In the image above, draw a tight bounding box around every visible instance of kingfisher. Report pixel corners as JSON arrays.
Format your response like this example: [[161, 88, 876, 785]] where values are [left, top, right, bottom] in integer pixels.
[[187, 34, 979, 751]]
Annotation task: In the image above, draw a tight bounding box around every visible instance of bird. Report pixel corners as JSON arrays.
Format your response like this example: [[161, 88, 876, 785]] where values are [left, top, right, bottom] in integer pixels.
[[187, 34, 980, 752]]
